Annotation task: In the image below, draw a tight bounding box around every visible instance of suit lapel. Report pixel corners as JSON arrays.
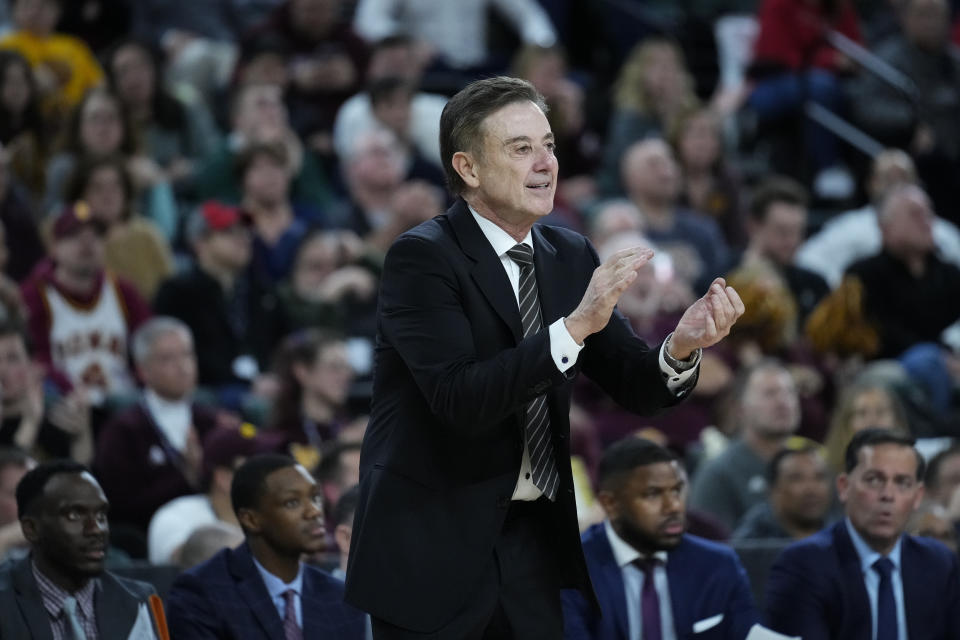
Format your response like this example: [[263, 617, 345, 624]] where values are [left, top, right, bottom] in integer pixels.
[[665, 539, 693, 638], [899, 537, 922, 640], [586, 527, 630, 639], [447, 199, 523, 343], [834, 523, 874, 640], [12, 559, 55, 640], [96, 573, 142, 640], [300, 571, 328, 636], [230, 544, 287, 640]]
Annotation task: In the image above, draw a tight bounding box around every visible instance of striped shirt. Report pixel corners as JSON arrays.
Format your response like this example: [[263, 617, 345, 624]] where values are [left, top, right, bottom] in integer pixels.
[[32, 562, 99, 640]]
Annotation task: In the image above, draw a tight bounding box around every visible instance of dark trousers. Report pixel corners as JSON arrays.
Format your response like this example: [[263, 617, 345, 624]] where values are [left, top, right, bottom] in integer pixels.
[[371, 497, 563, 639]]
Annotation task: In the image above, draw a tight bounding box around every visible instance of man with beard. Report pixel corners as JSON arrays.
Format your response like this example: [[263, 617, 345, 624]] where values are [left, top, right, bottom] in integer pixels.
[[166, 454, 366, 639], [765, 429, 960, 639], [563, 437, 758, 639], [689, 359, 801, 530], [0, 460, 161, 638]]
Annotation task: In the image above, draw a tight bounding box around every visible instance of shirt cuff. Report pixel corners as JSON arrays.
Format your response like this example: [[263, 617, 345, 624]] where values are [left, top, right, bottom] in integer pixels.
[[658, 340, 700, 394], [549, 318, 583, 373]]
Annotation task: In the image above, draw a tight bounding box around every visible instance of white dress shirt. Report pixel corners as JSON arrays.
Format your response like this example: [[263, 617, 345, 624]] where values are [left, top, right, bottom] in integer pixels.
[[253, 557, 304, 628], [844, 519, 908, 640], [604, 520, 677, 640], [469, 209, 698, 500], [143, 389, 192, 453]]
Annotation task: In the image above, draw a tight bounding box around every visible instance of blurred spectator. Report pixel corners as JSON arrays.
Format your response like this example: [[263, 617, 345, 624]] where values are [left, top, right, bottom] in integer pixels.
[[797, 149, 960, 288], [104, 38, 222, 199], [0, 140, 43, 282], [599, 38, 701, 196], [54, 0, 130, 56], [249, 0, 369, 151], [153, 202, 289, 406], [277, 227, 378, 334], [926, 443, 960, 511], [130, 0, 244, 100], [148, 423, 283, 565], [672, 108, 747, 249], [338, 128, 445, 253], [95, 317, 219, 539], [0, 321, 92, 462], [732, 443, 834, 542], [176, 521, 245, 571], [907, 501, 958, 554], [268, 330, 355, 456], [238, 141, 319, 285], [741, 176, 829, 323], [353, 0, 556, 73], [330, 483, 358, 580], [620, 138, 730, 292], [64, 154, 173, 300], [0, 447, 32, 561], [316, 441, 361, 515], [823, 377, 909, 473], [333, 35, 446, 169], [0, 461, 162, 637], [689, 359, 801, 530], [0, 50, 50, 199], [746, 0, 862, 198], [43, 87, 178, 239], [166, 454, 366, 639], [848, 0, 960, 222], [562, 437, 759, 639], [196, 82, 335, 212], [20, 203, 150, 407], [844, 185, 960, 411], [0, 0, 104, 132], [764, 429, 958, 639]]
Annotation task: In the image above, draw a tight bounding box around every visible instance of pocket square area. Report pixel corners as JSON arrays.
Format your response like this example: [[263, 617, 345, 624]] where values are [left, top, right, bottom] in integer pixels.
[[693, 613, 724, 633]]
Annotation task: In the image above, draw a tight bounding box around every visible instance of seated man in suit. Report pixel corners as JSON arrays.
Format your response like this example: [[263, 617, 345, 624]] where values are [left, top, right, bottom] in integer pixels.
[[765, 428, 960, 639], [0, 460, 161, 638], [563, 437, 759, 639], [166, 454, 366, 639]]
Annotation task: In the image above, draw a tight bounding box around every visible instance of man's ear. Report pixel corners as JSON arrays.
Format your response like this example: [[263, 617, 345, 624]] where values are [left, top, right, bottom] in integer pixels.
[[451, 151, 480, 189], [836, 473, 850, 504], [596, 489, 619, 521], [237, 508, 260, 535], [20, 516, 39, 545]]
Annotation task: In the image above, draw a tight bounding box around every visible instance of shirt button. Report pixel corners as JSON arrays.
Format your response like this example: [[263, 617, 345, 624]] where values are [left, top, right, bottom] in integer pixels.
[[672, 377, 680, 382], [561, 356, 569, 364], [525, 473, 531, 479]]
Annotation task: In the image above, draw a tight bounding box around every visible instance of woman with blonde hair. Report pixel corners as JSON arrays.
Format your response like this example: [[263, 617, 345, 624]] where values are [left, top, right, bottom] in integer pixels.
[[822, 377, 909, 472]]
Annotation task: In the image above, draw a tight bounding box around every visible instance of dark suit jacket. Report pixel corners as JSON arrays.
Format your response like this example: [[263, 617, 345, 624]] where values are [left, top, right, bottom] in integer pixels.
[[562, 524, 758, 640], [0, 556, 158, 640], [345, 199, 692, 632], [764, 521, 960, 639], [166, 542, 365, 639]]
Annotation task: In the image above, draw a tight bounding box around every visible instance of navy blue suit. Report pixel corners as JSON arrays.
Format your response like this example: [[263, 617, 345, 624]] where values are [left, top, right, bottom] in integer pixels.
[[563, 523, 758, 639], [166, 542, 366, 639], [764, 521, 960, 639]]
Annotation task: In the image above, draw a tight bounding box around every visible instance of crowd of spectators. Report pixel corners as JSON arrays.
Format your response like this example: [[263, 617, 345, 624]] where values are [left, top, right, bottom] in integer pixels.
[[0, 0, 959, 636]]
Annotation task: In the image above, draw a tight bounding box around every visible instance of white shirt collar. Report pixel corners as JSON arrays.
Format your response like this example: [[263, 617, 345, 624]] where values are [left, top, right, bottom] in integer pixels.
[[603, 519, 669, 569], [469, 205, 533, 258], [845, 517, 903, 575], [143, 389, 192, 452]]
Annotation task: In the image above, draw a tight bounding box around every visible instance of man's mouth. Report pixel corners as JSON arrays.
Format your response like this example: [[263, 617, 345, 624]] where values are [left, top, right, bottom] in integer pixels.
[[526, 182, 551, 190]]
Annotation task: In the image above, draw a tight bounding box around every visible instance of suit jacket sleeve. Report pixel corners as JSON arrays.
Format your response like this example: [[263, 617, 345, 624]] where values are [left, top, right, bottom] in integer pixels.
[[724, 553, 761, 640], [763, 546, 832, 639], [377, 233, 570, 435], [561, 587, 595, 640], [165, 572, 223, 639]]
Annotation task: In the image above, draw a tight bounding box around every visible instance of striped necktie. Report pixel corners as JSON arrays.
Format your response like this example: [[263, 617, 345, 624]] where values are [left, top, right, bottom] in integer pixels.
[[506, 243, 559, 500], [282, 589, 302, 640]]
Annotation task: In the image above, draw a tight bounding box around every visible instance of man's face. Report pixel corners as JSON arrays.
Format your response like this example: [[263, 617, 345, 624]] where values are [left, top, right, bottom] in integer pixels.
[[882, 191, 935, 256], [84, 166, 127, 225], [12, 0, 59, 36], [300, 343, 354, 407], [752, 202, 807, 266], [600, 461, 686, 554], [234, 85, 287, 140], [111, 44, 154, 107], [838, 444, 924, 553], [741, 368, 800, 440], [243, 155, 291, 207], [0, 462, 31, 525], [910, 508, 957, 553], [904, 0, 948, 51], [622, 140, 680, 206], [849, 388, 899, 434], [0, 333, 31, 404], [929, 453, 960, 506], [200, 226, 252, 273], [770, 451, 831, 531], [247, 465, 326, 555], [52, 227, 105, 281], [463, 101, 558, 228], [372, 91, 412, 138], [24, 472, 109, 579], [139, 329, 197, 401]]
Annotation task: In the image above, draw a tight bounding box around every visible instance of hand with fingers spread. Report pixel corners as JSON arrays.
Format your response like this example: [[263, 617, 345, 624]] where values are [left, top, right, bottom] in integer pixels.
[[668, 277, 746, 360], [564, 246, 655, 344]]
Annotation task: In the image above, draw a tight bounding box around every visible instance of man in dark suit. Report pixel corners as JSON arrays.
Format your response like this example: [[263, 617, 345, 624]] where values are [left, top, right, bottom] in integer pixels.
[[563, 437, 759, 640], [0, 460, 162, 638], [345, 75, 745, 639], [764, 428, 960, 639], [166, 454, 366, 639]]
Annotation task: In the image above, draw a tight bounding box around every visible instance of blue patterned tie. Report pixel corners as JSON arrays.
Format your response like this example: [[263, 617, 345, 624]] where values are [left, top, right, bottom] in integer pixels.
[[282, 589, 302, 640], [873, 557, 897, 640], [506, 243, 559, 500], [62, 596, 87, 640]]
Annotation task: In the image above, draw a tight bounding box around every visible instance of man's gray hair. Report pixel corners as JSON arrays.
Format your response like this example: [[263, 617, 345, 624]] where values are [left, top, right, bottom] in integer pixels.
[[131, 316, 193, 364]]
